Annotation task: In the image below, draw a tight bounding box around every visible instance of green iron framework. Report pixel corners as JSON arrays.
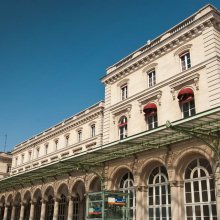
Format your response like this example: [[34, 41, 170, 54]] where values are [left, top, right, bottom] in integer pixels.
[[1, 106, 220, 192]]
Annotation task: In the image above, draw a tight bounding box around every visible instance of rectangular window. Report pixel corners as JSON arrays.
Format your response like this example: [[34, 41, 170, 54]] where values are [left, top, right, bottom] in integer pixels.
[[54, 140, 58, 151], [7, 165, 11, 173], [180, 52, 191, 71], [28, 151, 32, 161], [45, 144, 48, 155], [148, 70, 156, 87], [121, 84, 128, 100], [148, 115, 158, 130], [21, 154, 24, 164], [91, 124, 95, 137], [78, 130, 82, 142], [65, 135, 69, 147], [182, 101, 195, 118], [36, 148, 40, 158], [15, 157, 18, 167]]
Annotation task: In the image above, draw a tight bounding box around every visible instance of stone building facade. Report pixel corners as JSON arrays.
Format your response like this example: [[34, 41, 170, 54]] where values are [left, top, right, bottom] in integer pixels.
[[0, 4, 220, 220], [0, 153, 12, 180]]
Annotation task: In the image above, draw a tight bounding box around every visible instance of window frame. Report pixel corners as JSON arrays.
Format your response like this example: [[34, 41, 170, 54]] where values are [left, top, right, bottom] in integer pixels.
[[147, 114, 158, 130], [184, 158, 217, 220], [65, 135, 70, 147], [91, 124, 96, 137], [45, 144, 48, 155], [121, 84, 128, 101], [77, 130, 82, 142], [36, 148, 40, 159], [180, 51, 191, 71], [54, 139, 59, 151], [148, 166, 171, 220], [118, 116, 128, 140], [147, 69, 156, 88], [181, 100, 196, 118]]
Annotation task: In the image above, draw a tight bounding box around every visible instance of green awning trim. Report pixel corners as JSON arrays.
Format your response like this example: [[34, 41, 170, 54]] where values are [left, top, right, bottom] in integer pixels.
[[1, 106, 220, 192]]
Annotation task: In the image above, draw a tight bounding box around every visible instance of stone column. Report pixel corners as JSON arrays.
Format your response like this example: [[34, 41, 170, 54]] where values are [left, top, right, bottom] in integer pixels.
[[19, 203, 25, 220], [169, 180, 184, 220], [3, 206, 8, 220], [11, 205, 16, 220], [40, 200, 46, 220], [136, 186, 147, 219], [67, 197, 74, 220], [53, 198, 59, 220], [29, 202, 35, 220]]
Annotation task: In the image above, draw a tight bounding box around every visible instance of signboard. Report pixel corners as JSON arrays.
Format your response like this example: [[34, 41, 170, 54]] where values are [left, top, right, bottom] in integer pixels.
[[108, 197, 126, 206]]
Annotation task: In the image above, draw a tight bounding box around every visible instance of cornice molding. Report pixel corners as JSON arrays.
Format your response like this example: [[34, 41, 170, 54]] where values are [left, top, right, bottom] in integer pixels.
[[13, 108, 104, 154], [102, 14, 216, 85]]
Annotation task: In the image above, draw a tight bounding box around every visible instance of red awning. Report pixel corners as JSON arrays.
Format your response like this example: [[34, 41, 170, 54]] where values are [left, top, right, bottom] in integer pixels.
[[177, 88, 194, 99], [118, 122, 127, 127], [143, 103, 157, 115]]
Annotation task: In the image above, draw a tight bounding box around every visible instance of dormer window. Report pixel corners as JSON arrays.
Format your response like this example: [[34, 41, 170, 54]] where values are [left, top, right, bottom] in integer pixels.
[[118, 116, 127, 140], [180, 51, 191, 71], [143, 103, 158, 130], [121, 84, 128, 100], [148, 69, 156, 87], [178, 88, 195, 118]]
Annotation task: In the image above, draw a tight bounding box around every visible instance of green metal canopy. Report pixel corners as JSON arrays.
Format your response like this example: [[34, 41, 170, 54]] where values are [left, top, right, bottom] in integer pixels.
[[1, 106, 220, 192]]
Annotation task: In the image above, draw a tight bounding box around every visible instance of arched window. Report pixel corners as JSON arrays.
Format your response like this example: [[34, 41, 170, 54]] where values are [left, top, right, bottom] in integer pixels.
[[7, 204, 12, 220], [118, 116, 128, 140], [24, 202, 31, 220], [143, 103, 158, 130], [14, 203, 21, 220], [58, 194, 68, 220], [119, 172, 135, 220], [0, 205, 4, 220], [45, 195, 54, 220], [34, 197, 41, 220], [73, 194, 80, 220], [148, 166, 171, 220], [184, 158, 217, 219], [178, 88, 195, 118]]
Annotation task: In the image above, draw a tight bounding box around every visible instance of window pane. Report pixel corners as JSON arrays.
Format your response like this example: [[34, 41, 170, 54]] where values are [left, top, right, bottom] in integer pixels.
[[201, 180, 207, 190], [193, 181, 199, 191], [185, 182, 191, 192], [194, 192, 200, 202], [185, 193, 192, 203], [203, 205, 209, 217], [202, 191, 208, 202], [195, 206, 201, 216], [186, 206, 193, 216]]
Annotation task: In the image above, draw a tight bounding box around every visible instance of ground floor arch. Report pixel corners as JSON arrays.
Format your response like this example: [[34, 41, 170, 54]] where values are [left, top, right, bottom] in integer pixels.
[[0, 140, 219, 220]]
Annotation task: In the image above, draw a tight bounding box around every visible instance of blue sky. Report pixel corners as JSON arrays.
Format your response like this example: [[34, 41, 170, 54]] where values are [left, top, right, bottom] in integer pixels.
[[0, 0, 220, 151]]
